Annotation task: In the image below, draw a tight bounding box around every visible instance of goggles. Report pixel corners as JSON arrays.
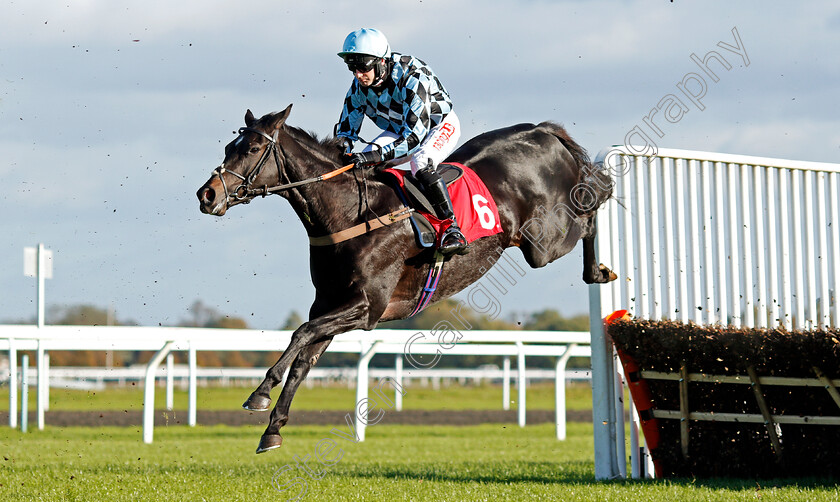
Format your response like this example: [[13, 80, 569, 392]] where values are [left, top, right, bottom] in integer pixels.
[[344, 55, 378, 73]]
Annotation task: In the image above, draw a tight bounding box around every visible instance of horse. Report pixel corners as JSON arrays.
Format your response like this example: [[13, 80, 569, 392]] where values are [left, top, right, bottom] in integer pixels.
[[196, 104, 616, 453]]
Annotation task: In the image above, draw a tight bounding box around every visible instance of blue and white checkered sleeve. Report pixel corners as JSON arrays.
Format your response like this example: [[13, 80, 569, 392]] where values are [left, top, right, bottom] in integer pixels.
[[379, 73, 431, 160], [334, 83, 365, 141]]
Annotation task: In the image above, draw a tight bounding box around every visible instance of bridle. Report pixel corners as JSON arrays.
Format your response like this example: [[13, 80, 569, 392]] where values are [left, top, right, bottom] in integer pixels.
[[210, 126, 354, 207], [208, 124, 411, 246]]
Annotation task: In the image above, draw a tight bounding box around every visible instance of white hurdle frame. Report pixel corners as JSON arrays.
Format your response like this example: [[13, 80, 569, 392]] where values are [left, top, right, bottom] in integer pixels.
[[589, 146, 840, 480]]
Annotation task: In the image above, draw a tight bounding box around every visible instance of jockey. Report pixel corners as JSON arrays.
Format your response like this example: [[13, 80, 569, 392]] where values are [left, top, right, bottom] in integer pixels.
[[334, 28, 468, 256]]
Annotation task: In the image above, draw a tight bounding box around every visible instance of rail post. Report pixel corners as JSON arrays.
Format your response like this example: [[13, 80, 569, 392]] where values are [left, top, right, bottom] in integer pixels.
[[43, 352, 50, 412], [502, 356, 511, 410], [36, 341, 45, 430], [555, 343, 577, 440], [143, 341, 174, 444], [165, 352, 174, 411], [188, 345, 197, 427], [517, 341, 526, 427], [8, 338, 17, 428], [355, 341, 380, 442], [394, 354, 403, 411], [21, 354, 29, 433]]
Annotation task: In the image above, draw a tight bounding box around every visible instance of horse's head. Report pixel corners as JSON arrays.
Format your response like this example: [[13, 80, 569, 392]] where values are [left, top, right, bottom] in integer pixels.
[[196, 105, 292, 216]]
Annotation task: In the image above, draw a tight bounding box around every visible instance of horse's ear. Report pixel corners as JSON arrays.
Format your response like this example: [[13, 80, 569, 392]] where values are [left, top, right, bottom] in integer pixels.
[[270, 104, 293, 130], [245, 109, 256, 127]]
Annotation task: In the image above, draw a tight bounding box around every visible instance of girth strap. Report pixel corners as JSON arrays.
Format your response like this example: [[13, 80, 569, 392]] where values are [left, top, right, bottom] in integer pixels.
[[308, 207, 413, 246], [409, 251, 446, 317]]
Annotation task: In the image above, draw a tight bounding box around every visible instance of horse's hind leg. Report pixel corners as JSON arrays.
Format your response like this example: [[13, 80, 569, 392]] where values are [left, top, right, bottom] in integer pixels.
[[581, 215, 617, 284], [256, 338, 333, 453], [241, 332, 312, 412], [241, 295, 371, 451], [243, 302, 365, 411]]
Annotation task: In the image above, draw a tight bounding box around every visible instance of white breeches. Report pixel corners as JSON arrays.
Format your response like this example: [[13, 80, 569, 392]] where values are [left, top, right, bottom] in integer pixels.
[[362, 111, 461, 174]]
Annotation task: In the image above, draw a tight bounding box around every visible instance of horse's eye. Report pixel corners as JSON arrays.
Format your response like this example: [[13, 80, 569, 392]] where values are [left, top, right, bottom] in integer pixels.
[[249, 146, 261, 154]]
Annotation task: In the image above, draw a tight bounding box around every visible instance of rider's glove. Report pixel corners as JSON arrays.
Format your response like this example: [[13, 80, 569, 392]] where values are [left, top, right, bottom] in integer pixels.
[[336, 136, 353, 155], [346, 149, 382, 168]]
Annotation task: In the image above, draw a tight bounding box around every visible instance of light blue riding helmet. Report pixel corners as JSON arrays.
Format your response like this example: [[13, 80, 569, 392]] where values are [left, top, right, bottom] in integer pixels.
[[338, 28, 391, 59]]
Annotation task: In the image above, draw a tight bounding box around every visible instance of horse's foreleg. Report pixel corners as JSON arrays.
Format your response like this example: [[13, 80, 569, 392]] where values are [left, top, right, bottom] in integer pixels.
[[581, 216, 617, 284], [256, 338, 333, 453]]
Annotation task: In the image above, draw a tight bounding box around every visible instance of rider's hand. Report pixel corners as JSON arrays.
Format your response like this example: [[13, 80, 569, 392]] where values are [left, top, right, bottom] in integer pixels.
[[336, 137, 353, 155], [346, 149, 382, 168]]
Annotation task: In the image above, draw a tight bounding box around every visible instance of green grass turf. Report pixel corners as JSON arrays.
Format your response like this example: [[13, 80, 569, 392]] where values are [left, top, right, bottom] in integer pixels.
[[1, 423, 836, 501], [0, 382, 595, 412]]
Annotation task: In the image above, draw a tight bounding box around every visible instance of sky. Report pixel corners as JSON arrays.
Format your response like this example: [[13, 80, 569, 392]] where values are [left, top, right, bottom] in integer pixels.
[[2, 0, 839, 329]]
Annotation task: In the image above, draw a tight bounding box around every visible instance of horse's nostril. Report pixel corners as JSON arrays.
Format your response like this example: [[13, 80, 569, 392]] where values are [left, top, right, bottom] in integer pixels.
[[201, 187, 215, 204]]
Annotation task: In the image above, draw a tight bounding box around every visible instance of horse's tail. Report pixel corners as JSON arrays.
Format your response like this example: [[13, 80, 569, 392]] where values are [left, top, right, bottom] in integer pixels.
[[539, 121, 613, 214]]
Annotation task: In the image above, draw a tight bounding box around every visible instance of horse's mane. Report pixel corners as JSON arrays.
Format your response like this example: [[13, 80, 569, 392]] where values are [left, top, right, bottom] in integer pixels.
[[282, 124, 345, 166]]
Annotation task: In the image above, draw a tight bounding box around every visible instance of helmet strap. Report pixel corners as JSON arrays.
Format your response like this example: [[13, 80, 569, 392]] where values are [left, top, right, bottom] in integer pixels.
[[371, 57, 391, 88]]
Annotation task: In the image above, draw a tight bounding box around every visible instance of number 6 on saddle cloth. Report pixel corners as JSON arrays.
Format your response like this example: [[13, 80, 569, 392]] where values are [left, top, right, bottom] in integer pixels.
[[383, 162, 503, 249]]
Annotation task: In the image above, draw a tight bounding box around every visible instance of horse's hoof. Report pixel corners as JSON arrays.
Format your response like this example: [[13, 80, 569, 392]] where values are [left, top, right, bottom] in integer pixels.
[[600, 264, 618, 282], [242, 392, 271, 412], [585, 264, 618, 284], [256, 434, 283, 454]]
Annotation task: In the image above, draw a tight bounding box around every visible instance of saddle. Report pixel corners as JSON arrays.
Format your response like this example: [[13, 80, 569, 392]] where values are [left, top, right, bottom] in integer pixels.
[[384, 163, 465, 248], [382, 162, 503, 249]]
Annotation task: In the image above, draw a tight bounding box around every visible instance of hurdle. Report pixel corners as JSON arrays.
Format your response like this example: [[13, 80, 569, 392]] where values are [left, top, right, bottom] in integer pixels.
[[589, 146, 840, 479]]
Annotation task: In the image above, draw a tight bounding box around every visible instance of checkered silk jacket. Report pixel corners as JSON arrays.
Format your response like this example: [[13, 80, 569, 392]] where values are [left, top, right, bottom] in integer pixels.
[[335, 53, 454, 161]]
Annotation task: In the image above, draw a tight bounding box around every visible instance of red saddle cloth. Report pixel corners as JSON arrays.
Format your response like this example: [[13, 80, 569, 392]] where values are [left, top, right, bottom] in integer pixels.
[[383, 162, 503, 243]]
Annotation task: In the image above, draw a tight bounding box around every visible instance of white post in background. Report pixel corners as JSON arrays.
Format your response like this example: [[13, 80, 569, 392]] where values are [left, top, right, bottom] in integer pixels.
[[8, 339, 17, 428], [36, 342, 45, 430], [20, 355, 30, 433], [555, 343, 577, 440], [355, 342, 380, 442], [502, 357, 511, 411], [517, 342, 526, 427], [166, 353, 174, 411], [188, 345, 197, 427], [105, 305, 115, 368], [24, 243, 54, 329], [24, 244, 52, 431], [143, 342, 174, 444], [43, 353, 50, 412], [394, 354, 403, 411]]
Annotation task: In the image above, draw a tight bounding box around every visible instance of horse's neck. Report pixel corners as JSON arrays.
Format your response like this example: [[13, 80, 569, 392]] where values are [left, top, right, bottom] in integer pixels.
[[283, 158, 374, 236], [277, 132, 397, 237]]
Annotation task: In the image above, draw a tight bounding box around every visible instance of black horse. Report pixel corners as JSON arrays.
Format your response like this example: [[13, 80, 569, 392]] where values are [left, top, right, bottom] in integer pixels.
[[196, 104, 615, 453]]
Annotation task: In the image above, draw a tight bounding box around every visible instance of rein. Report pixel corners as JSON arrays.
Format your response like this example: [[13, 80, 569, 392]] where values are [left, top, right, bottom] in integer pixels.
[[212, 126, 408, 246], [211, 127, 355, 203]]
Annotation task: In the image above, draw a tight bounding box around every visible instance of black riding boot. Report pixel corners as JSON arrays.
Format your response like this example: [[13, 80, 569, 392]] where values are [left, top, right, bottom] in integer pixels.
[[415, 165, 469, 256]]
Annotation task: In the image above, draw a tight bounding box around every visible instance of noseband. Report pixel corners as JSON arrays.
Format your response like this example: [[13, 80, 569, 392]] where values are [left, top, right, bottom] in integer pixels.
[[211, 127, 284, 206], [210, 127, 354, 208]]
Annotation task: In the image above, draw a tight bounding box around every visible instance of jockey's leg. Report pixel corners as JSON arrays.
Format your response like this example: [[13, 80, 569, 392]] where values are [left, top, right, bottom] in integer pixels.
[[359, 131, 407, 166], [361, 131, 399, 152], [408, 111, 462, 174], [415, 163, 469, 255], [411, 112, 468, 255]]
